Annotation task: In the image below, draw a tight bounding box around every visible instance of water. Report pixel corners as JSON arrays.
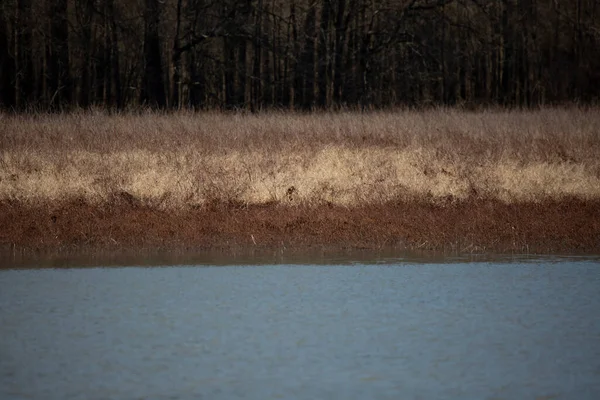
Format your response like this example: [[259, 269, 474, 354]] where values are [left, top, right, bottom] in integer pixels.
[[1, 259, 600, 400]]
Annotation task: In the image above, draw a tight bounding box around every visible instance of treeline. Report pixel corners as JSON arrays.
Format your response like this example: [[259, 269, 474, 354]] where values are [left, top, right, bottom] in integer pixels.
[[1, 0, 599, 111]]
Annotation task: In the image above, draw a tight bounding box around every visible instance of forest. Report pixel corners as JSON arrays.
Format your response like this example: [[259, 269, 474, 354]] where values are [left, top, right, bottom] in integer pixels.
[[1, 0, 600, 111]]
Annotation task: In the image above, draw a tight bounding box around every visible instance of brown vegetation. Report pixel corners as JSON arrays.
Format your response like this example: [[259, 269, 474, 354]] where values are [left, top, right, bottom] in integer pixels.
[[1, 109, 599, 254], [1, 197, 599, 256]]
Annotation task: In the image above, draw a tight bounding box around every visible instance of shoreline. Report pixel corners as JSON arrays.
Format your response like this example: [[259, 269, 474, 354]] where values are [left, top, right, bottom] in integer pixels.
[[1, 198, 599, 257], [2, 110, 599, 262]]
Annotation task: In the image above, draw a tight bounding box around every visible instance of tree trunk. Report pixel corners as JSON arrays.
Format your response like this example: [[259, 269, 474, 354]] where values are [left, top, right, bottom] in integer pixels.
[[15, 0, 35, 109], [333, 0, 350, 104], [79, 0, 94, 107], [501, 0, 513, 105], [0, 4, 15, 108], [298, 5, 316, 109], [318, 0, 332, 109], [252, 0, 264, 111], [172, 0, 184, 109], [48, 0, 71, 110], [141, 0, 167, 108]]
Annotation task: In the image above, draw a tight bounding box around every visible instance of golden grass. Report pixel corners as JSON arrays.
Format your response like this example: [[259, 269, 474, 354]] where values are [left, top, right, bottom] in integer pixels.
[[1, 108, 599, 208]]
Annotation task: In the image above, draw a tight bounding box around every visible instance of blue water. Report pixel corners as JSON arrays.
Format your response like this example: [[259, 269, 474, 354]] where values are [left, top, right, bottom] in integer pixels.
[[1, 260, 599, 399]]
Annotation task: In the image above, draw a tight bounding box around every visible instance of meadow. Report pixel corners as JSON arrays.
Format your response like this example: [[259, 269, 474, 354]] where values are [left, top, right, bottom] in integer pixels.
[[1, 108, 599, 253]]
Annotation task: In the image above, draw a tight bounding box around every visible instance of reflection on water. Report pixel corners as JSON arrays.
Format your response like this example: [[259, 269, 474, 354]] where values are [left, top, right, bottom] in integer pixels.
[[3, 246, 599, 269], [1, 261, 599, 400]]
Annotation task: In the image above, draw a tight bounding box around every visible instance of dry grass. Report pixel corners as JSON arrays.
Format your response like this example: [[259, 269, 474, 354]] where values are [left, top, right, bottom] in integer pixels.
[[1, 108, 600, 208]]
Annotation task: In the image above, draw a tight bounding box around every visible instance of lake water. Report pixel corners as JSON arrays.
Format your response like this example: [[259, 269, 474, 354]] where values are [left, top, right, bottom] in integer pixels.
[[1, 257, 600, 400]]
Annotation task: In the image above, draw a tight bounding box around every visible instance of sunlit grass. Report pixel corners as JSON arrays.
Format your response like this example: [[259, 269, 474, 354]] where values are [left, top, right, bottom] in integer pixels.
[[1, 108, 599, 208]]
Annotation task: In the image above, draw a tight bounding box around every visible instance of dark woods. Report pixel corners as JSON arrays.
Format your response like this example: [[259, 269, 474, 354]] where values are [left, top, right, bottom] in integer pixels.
[[1, 0, 599, 111]]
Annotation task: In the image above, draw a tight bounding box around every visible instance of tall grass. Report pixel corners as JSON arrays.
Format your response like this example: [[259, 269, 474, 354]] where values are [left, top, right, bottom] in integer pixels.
[[1, 108, 599, 208]]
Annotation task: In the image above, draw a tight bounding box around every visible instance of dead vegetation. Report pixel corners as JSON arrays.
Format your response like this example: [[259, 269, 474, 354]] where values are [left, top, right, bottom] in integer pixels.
[[1, 108, 599, 254], [1, 197, 599, 254], [1, 108, 599, 209]]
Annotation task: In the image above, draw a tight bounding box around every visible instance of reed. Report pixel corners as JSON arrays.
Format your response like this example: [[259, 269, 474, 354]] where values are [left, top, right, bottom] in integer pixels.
[[1, 108, 599, 209]]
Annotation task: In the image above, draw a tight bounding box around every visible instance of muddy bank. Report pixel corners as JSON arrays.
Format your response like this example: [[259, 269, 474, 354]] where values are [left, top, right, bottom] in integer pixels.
[[0, 198, 598, 257]]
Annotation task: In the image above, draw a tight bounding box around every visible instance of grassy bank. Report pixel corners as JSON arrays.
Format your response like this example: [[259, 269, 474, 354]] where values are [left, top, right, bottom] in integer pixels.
[[1, 198, 598, 255], [1, 108, 599, 253]]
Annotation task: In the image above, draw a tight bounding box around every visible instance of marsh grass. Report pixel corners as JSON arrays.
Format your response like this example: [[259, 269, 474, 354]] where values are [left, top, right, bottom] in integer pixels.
[[1, 108, 599, 209]]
